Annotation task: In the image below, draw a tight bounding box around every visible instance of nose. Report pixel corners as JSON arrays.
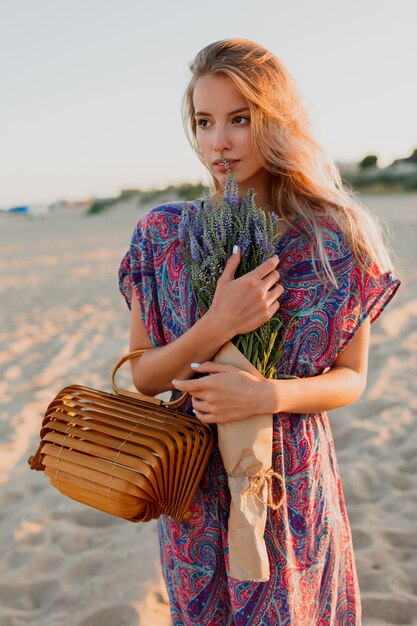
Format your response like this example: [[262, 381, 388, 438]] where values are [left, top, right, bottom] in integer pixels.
[[213, 126, 232, 153]]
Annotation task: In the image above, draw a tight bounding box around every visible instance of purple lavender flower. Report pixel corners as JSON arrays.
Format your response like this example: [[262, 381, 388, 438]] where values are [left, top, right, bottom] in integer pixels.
[[236, 234, 251, 258], [189, 232, 200, 261], [254, 226, 269, 253], [223, 159, 239, 205], [178, 205, 191, 244]]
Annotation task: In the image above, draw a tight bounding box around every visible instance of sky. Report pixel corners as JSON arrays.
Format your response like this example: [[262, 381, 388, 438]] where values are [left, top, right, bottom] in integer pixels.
[[0, 0, 416, 207]]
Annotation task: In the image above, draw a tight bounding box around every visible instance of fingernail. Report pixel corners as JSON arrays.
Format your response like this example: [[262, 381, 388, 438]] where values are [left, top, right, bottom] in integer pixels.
[[172, 379, 177, 385], [190, 362, 200, 368], [233, 244, 239, 254], [192, 409, 196, 414]]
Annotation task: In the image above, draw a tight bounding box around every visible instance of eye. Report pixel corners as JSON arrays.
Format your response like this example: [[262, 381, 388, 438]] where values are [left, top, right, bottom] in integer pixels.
[[196, 119, 211, 128], [233, 116, 250, 126]]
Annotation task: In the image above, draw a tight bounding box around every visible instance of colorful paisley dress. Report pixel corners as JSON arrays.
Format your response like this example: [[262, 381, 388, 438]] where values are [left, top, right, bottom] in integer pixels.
[[118, 201, 401, 626]]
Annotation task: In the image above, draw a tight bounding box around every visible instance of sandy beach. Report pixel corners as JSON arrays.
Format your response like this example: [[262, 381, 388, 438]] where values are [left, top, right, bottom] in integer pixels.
[[0, 192, 416, 626]]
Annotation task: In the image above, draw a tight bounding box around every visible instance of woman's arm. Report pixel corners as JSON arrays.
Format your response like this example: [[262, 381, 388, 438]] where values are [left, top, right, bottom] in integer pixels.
[[172, 316, 371, 421], [128, 248, 282, 397], [129, 289, 229, 396], [263, 315, 370, 414]]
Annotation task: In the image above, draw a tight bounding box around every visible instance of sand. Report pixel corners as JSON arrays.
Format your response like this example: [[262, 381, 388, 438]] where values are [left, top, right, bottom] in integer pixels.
[[0, 192, 416, 625]]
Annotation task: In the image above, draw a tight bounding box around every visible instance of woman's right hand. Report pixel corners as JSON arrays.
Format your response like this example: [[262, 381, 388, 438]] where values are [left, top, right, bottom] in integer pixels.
[[206, 246, 284, 339]]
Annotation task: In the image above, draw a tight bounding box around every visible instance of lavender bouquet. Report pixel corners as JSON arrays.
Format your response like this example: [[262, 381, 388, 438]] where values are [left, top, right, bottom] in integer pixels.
[[179, 164, 293, 380], [179, 162, 295, 582]]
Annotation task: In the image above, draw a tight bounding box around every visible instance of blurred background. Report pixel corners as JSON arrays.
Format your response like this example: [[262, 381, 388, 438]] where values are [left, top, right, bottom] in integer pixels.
[[1, 0, 417, 210], [1, 1, 416, 625]]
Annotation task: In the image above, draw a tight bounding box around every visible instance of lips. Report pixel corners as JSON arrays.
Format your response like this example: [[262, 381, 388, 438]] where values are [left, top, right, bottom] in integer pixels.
[[213, 158, 240, 165], [212, 159, 240, 173]]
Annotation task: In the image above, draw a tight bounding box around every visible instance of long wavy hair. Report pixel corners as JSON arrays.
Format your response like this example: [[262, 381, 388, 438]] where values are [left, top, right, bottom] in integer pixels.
[[182, 38, 397, 287]]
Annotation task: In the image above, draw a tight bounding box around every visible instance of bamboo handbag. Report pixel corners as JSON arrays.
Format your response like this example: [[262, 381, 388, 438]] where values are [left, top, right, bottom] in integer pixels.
[[28, 349, 214, 523]]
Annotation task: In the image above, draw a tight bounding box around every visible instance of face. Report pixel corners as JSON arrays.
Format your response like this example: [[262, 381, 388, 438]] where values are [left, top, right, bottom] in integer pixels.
[[192, 73, 269, 196]]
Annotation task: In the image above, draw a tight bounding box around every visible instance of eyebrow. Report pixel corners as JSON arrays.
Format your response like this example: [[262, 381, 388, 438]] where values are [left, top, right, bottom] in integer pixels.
[[194, 107, 250, 117]]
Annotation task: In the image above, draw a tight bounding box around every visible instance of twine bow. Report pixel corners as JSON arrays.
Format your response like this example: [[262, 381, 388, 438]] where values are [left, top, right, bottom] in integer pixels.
[[228, 467, 285, 511]]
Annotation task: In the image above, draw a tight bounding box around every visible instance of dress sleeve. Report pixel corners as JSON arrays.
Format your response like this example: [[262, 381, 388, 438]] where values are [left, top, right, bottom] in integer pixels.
[[337, 257, 401, 354], [118, 213, 166, 347]]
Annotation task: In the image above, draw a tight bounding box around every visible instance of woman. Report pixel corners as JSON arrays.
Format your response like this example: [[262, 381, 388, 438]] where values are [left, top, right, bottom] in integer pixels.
[[119, 39, 401, 625]]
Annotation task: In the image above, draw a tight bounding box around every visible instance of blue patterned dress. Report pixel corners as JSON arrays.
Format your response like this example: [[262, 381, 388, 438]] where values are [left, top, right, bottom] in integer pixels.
[[118, 201, 401, 625]]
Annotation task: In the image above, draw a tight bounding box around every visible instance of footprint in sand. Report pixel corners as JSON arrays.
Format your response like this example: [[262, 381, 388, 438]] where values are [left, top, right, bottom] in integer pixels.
[[362, 595, 417, 625], [59, 530, 97, 555], [63, 558, 104, 585], [380, 529, 417, 551], [77, 605, 139, 626], [399, 458, 417, 474], [10, 550, 62, 576], [351, 526, 374, 551], [0, 579, 60, 611], [344, 463, 384, 503], [73, 509, 123, 528], [378, 466, 416, 492], [0, 490, 23, 506]]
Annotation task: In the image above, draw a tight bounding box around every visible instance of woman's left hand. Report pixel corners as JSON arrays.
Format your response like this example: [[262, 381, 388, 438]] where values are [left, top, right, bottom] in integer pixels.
[[172, 362, 268, 423]]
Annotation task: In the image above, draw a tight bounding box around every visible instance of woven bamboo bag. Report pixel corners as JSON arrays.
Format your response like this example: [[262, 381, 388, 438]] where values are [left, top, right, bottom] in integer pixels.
[[28, 349, 214, 523]]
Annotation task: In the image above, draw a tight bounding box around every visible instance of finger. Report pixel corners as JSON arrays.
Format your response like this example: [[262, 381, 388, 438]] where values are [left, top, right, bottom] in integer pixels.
[[192, 408, 215, 423], [173, 363, 232, 391], [265, 283, 284, 307], [250, 255, 279, 281], [261, 268, 281, 291], [190, 361, 237, 374], [266, 299, 281, 317], [220, 245, 241, 281], [192, 398, 212, 414], [172, 378, 207, 392]]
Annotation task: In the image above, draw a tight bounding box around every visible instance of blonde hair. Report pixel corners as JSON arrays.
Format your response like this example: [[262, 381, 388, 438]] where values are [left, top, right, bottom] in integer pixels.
[[183, 38, 397, 287]]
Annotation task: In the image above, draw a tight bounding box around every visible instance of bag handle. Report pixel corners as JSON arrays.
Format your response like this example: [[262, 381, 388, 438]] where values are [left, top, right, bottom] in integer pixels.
[[111, 349, 189, 409]]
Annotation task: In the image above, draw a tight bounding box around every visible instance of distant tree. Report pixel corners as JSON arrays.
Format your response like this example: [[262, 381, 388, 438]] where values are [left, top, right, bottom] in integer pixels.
[[359, 154, 378, 169], [406, 148, 417, 163]]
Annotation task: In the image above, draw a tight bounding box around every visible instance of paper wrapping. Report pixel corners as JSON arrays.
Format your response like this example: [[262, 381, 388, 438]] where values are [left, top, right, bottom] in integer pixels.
[[213, 341, 284, 582]]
